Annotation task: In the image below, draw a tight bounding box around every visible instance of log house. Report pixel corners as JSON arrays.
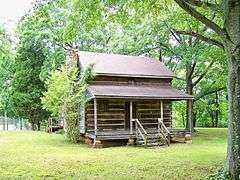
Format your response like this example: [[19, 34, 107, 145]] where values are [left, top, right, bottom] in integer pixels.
[[75, 51, 193, 147]]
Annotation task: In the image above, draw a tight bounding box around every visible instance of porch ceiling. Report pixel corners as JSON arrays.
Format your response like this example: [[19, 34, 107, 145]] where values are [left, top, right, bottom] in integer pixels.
[[87, 84, 193, 100]]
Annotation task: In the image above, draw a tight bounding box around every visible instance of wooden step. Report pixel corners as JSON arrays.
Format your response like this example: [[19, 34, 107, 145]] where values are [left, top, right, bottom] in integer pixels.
[[136, 132, 169, 147], [137, 139, 159, 144], [137, 142, 166, 147]]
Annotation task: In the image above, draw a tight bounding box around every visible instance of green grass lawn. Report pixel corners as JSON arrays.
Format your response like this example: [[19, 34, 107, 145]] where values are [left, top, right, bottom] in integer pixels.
[[0, 128, 227, 180]]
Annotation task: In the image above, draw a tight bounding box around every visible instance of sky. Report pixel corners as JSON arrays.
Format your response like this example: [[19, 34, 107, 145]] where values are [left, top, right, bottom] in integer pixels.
[[0, 0, 35, 34]]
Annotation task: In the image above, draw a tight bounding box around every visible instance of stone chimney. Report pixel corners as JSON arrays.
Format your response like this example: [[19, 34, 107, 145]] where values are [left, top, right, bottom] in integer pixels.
[[66, 48, 79, 68]]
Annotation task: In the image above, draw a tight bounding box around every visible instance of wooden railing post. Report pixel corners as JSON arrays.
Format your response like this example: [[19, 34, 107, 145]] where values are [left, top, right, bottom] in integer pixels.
[[135, 118, 148, 146], [135, 119, 138, 135], [94, 98, 98, 136], [144, 134, 147, 147], [158, 118, 170, 146], [130, 101, 133, 134]]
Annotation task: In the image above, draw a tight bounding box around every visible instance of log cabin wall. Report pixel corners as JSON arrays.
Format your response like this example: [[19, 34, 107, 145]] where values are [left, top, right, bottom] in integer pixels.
[[85, 100, 126, 132], [85, 99, 172, 133], [84, 76, 173, 134], [135, 100, 172, 130], [89, 76, 172, 86], [163, 101, 172, 128]]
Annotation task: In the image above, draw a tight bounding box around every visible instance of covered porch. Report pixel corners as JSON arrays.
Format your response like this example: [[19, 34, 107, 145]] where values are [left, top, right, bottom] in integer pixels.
[[84, 84, 193, 146]]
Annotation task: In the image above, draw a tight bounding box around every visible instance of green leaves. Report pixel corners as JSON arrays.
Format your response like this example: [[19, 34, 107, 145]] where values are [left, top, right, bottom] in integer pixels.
[[63, 0, 106, 44], [42, 64, 94, 142], [42, 66, 71, 116], [0, 25, 14, 116]]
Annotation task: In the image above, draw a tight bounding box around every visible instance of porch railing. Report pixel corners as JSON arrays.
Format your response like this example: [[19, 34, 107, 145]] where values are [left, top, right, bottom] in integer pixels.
[[132, 118, 148, 147], [158, 118, 170, 146]]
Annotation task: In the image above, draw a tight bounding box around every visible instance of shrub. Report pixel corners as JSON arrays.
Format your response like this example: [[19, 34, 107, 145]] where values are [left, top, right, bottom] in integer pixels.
[[42, 65, 94, 142]]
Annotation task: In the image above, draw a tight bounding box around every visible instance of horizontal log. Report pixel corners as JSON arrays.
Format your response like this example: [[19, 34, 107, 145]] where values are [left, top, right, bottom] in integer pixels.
[[87, 116, 125, 121], [137, 105, 160, 109], [141, 122, 158, 126], [101, 128, 125, 131], [87, 123, 125, 127], [87, 119, 124, 124], [86, 109, 125, 114], [138, 113, 161, 118], [108, 107, 125, 111], [137, 108, 161, 111], [137, 101, 161, 104], [87, 113, 125, 118]]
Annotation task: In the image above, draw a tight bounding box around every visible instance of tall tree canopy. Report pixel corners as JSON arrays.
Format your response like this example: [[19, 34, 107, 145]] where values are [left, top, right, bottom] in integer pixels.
[[0, 25, 14, 117], [0, 0, 234, 177], [172, 0, 240, 178], [6, 0, 228, 132]]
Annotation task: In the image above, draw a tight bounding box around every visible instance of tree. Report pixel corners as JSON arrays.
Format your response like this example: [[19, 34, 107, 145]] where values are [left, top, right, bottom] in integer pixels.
[[41, 66, 71, 117], [109, 0, 227, 130], [11, 0, 115, 130], [11, 38, 49, 130], [0, 25, 14, 117], [173, 0, 240, 178], [42, 62, 94, 142]]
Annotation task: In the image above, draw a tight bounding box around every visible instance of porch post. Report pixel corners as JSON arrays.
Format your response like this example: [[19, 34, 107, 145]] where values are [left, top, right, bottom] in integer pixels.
[[160, 100, 163, 121], [187, 99, 193, 132], [94, 98, 98, 136], [130, 101, 133, 134]]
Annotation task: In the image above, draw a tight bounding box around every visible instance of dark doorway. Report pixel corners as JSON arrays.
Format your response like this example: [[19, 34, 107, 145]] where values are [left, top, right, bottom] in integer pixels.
[[125, 102, 130, 130], [125, 101, 137, 130]]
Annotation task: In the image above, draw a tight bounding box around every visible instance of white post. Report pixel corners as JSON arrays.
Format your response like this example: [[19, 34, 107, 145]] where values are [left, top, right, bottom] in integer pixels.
[[94, 99, 97, 136], [130, 101, 133, 134], [160, 101, 163, 121]]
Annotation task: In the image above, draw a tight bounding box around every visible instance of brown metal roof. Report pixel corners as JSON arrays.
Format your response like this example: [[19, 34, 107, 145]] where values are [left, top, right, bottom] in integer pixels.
[[88, 84, 193, 100], [78, 51, 174, 78]]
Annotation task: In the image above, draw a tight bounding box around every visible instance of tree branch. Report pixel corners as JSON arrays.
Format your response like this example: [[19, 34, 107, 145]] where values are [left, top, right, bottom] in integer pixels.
[[174, 0, 226, 39], [189, 60, 197, 79], [185, 0, 221, 12], [175, 77, 186, 81], [194, 86, 226, 101], [174, 29, 224, 48], [192, 60, 214, 87]]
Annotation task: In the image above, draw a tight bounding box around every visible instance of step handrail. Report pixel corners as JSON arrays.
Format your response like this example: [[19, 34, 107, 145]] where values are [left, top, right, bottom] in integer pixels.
[[132, 118, 148, 147], [158, 118, 170, 146]]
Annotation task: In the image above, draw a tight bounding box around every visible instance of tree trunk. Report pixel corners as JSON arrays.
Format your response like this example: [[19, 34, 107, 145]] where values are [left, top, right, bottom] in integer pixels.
[[210, 111, 214, 127], [224, 1, 240, 178], [31, 122, 35, 131], [193, 112, 197, 127], [186, 66, 194, 132], [37, 121, 41, 131], [215, 92, 219, 127], [225, 48, 240, 179], [172, 0, 240, 176]]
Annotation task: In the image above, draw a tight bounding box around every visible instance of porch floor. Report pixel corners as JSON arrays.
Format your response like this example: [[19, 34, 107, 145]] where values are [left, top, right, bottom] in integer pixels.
[[85, 128, 191, 141], [86, 130, 135, 140]]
